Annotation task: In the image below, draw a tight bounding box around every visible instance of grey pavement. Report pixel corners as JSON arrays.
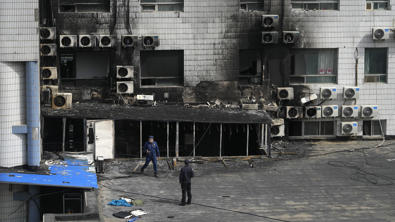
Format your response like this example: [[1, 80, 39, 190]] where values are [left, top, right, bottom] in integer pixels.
[[98, 140, 395, 222]]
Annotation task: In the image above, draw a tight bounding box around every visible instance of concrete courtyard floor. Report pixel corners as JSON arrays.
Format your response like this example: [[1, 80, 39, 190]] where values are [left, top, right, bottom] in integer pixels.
[[97, 140, 395, 222]]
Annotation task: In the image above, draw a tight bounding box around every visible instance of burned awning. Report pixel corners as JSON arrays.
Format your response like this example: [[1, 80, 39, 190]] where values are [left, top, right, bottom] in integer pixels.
[[42, 103, 272, 124]]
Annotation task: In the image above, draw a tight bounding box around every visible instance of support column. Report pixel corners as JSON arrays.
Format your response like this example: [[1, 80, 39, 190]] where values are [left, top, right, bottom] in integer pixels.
[[139, 121, 142, 159], [193, 122, 196, 157], [62, 117, 66, 152], [28, 185, 40, 222], [166, 122, 169, 158], [26, 62, 41, 170], [219, 124, 222, 157], [260, 124, 264, 149], [246, 124, 249, 156], [175, 122, 179, 158]]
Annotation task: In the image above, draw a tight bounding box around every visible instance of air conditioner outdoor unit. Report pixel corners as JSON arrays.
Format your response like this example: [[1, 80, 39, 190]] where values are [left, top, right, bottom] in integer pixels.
[[99, 35, 112, 47], [361, 105, 378, 118], [40, 44, 57, 56], [116, 66, 134, 79], [286, 106, 303, 119], [262, 31, 279, 44], [137, 94, 154, 101], [39, 27, 56, 40], [305, 106, 322, 118], [117, 81, 134, 94], [121, 35, 139, 48], [277, 87, 294, 100], [320, 87, 337, 100], [60, 35, 77, 48], [41, 85, 59, 106], [262, 15, 279, 28], [40, 67, 57, 80], [271, 118, 284, 137], [341, 122, 358, 136], [342, 105, 360, 118], [52, 93, 72, 109], [283, 31, 299, 44], [321, 105, 339, 118], [79, 35, 95, 47], [343, 87, 360, 99], [372, 27, 390, 40], [142, 36, 160, 49]]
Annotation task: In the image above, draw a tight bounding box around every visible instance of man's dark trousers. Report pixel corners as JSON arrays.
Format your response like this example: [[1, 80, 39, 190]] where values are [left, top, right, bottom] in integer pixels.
[[181, 183, 192, 204]]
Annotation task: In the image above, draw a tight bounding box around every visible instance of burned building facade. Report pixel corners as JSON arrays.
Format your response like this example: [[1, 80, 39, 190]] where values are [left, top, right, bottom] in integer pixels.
[[0, 0, 394, 221]]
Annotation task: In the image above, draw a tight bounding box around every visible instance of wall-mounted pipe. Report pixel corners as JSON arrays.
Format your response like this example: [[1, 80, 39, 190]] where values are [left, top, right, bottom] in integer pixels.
[[26, 62, 41, 170]]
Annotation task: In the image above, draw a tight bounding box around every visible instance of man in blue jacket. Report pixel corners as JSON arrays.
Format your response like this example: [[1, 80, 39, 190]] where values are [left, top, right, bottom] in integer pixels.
[[140, 136, 160, 177], [179, 159, 194, 206]]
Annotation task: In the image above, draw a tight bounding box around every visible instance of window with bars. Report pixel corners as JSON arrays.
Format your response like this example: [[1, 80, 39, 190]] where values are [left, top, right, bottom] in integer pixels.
[[240, 0, 264, 11], [290, 49, 338, 84], [363, 120, 386, 136], [58, 0, 110, 13], [141, 0, 184, 12], [364, 48, 387, 83], [289, 120, 335, 137], [366, 0, 389, 10], [291, 0, 339, 10]]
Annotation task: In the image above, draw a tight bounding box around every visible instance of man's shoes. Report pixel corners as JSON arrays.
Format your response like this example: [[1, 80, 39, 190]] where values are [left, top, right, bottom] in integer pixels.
[[179, 203, 186, 206], [154, 172, 158, 177], [186, 202, 191, 205], [140, 168, 144, 173]]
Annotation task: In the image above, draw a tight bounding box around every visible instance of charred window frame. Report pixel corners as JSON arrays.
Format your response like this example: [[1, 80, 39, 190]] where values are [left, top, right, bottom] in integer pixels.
[[240, 0, 264, 11], [58, 0, 110, 13], [140, 0, 184, 12], [363, 120, 386, 137], [239, 50, 262, 85], [290, 48, 338, 84], [291, 0, 339, 10], [289, 120, 336, 138], [366, 0, 389, 10], [140, 50, 184, 87], [364, 48, 388, 83]]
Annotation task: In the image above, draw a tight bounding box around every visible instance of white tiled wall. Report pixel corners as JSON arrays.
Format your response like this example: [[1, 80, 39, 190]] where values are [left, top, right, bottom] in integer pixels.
[[0, 0, 39, 61], [0, 184, 27, 222], [0, 62, 27, 167]]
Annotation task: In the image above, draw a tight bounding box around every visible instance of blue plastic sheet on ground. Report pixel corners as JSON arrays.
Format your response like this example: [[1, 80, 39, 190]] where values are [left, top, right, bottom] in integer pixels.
[[128, 218, 138, 222], [108, 199, 133, 207]]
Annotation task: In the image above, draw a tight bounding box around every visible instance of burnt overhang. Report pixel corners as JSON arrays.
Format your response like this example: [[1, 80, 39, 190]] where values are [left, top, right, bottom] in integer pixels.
[[42, 103, 272, 124]]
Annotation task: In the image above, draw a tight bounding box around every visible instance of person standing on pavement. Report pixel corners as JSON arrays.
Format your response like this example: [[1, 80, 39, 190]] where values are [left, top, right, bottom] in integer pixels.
[[140, 136, 160, 177], [179, 159, 194, 206]]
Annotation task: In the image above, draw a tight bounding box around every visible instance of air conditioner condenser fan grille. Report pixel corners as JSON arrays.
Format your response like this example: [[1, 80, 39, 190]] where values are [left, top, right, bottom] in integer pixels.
[[271, 126, 280, 135], [123, 37, 134, 46], [40, 29, 50, 39], [54, 96, 66, 107], [306, 108, 317, 117], [288, 108, 298, 118], [284, 34, 294, 43], [41, 46, 51, 55], [344, 89, 355, 98], [61, 37, 72, 46], [118, 68, 129, 77], [343, 124, 353, 133], [42, 69, 52, 78], [263, 34, 273, 42], [323, 107, 333, 116], [143, 37, 154, 46], [278, 90, 289, 99], [363, 107, 373, 117], [263, 17, 274, 26], [118, 83, 129, 92], [101, 37, 111, 46], [374, 29, 384, 39], [80, 36, 91, 46], [321, 89, 332, 99], [343, 107, 353, 117]]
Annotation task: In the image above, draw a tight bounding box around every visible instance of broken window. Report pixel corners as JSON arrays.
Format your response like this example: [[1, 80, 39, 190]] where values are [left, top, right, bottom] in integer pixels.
[[140, 50, 184, 87], [291, 0, 339, 10], [363, 120, 386, 136], [290, 49, 338, 84], [60, 52, 110, 85], [289, 120, 335, 137], [364, 48, 387, 83], [239, 50, 261, 84], [40, 187, 84, 216], [58, 0, 110, 13], [240, 0, 264, 11], [141, 0, 184, 12], [366, 0, 389, 10]]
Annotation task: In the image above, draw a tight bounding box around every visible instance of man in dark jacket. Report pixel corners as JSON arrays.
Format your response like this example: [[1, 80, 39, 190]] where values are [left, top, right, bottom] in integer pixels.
[[141, 136, 160, 177], [179, 159, 194, 206]]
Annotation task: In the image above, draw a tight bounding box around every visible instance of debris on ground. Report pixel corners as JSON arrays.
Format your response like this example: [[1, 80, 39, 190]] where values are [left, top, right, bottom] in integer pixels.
[[108, 199, 133, 207]]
